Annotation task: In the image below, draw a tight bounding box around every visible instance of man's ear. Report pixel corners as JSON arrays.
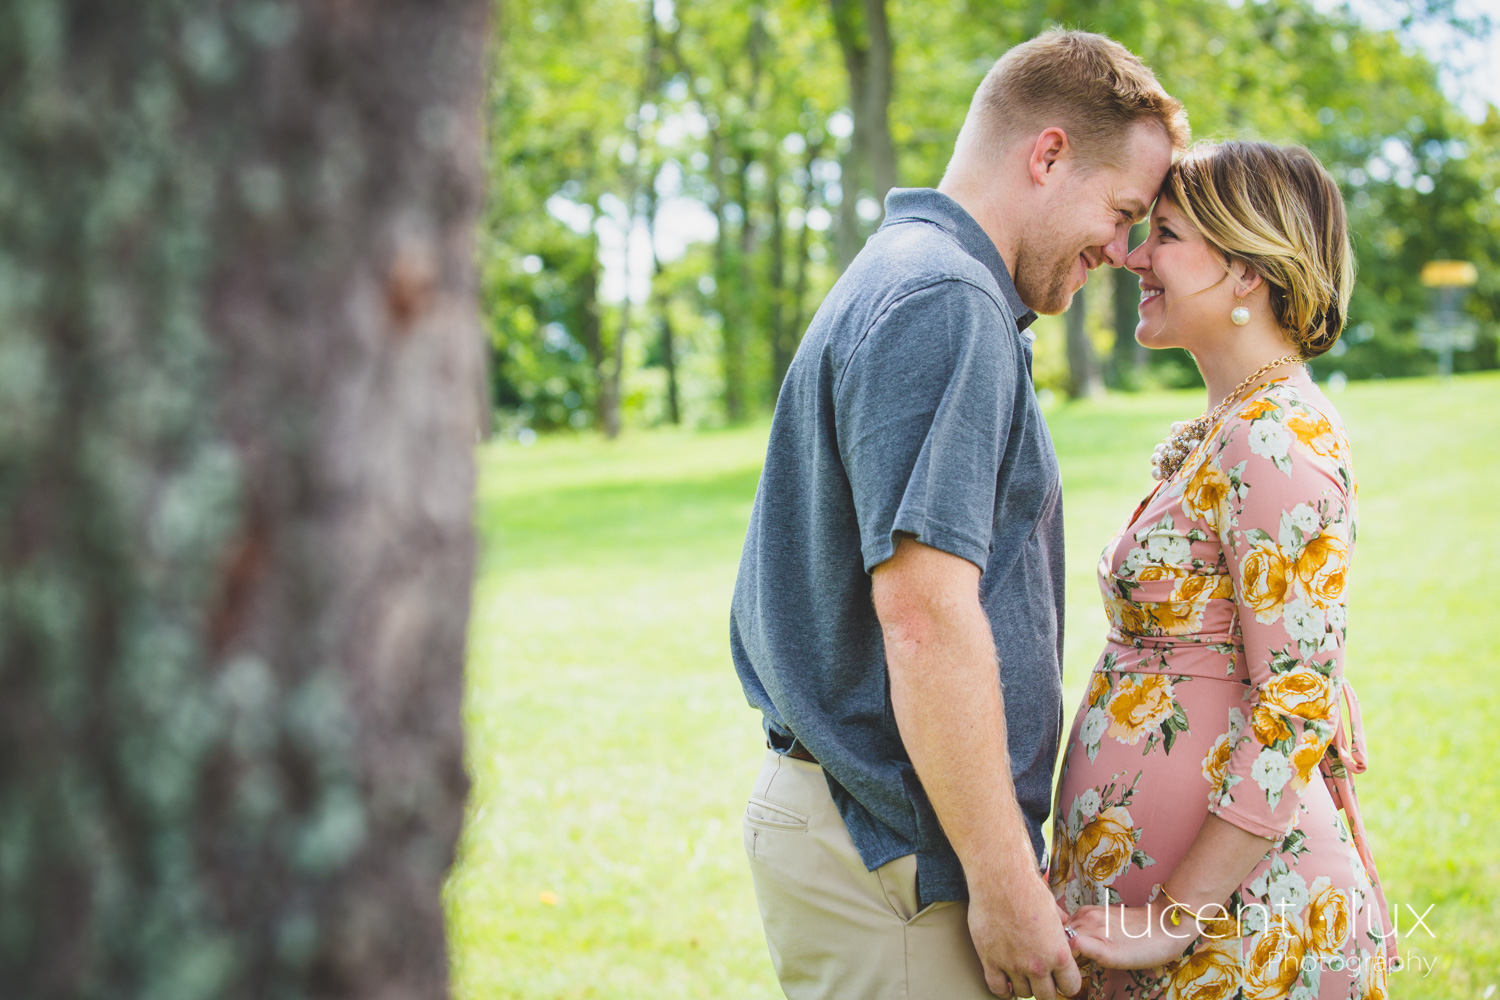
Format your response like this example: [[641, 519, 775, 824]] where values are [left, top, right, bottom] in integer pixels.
[[1028, 127, 1070, 186]]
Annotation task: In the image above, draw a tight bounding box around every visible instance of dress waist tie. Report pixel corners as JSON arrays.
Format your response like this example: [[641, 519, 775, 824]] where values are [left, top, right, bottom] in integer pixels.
[[1319, 678, 1399, 967]]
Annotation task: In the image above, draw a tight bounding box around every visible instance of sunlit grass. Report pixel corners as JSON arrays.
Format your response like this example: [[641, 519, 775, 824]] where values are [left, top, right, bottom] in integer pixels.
[[446, 372, 1500, 999]]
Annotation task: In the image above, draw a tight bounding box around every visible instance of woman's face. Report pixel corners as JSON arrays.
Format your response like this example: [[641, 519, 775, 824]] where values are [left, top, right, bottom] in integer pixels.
[[1124, 196, 1239, 351]]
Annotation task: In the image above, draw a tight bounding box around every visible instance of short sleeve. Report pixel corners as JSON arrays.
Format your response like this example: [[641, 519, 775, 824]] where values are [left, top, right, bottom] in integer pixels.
[[834, 280, 1016, 574], [1205, 392, 1354, 839]]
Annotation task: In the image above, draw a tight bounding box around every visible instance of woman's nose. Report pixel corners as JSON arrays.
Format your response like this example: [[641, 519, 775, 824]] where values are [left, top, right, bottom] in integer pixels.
[[1124, 240, 1150, 274]]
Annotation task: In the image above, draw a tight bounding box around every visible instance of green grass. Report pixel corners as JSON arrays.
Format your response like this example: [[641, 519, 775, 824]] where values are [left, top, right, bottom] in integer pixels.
[[445, 372, 1500, 998]]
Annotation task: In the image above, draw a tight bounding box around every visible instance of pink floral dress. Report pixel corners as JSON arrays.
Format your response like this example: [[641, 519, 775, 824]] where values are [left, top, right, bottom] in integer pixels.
[[1050, 370, 1397, 1000]]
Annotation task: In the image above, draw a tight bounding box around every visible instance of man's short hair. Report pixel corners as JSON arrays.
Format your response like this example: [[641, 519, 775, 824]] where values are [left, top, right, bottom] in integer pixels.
[[956, 30, 1189, 168]]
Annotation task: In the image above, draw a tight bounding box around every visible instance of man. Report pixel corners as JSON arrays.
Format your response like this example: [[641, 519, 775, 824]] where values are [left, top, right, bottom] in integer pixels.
[[729, 30, 1188, 1000]]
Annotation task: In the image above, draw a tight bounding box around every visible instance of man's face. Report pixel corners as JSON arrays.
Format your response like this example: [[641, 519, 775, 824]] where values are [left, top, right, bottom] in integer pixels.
[[1014, 121, 1174, 315]]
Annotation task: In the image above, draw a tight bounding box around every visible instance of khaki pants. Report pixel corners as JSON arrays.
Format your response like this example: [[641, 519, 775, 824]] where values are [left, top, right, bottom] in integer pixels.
[[743, 749, 994, 999]]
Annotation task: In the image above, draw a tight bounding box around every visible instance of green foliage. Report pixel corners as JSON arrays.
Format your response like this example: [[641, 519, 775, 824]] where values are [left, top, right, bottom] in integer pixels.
[[448, 372, 1500, 997], [487, 0, 1499, 432]]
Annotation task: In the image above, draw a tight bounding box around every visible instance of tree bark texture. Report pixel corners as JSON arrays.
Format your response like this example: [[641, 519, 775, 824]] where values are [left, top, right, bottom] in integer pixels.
[[0, 2, 487, 998], [1065, 285, 1105, 399], [830, 0, 895, 271]]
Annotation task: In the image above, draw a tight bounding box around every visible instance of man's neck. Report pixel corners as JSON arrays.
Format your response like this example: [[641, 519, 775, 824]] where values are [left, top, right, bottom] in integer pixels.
[[936, 174, 1022, 278]]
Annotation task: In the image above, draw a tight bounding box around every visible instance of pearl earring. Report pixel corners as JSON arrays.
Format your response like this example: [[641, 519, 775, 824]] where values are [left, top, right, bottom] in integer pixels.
[[1231, 303, 1250, 326]]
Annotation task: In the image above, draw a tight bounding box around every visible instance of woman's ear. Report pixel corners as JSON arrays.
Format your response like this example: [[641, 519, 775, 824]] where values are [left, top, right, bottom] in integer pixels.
[[1230, 260, 1264, 297]]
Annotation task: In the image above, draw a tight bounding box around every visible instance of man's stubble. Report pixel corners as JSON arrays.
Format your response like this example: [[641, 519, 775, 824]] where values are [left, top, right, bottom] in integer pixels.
[[1013, 225, 1083, 316]]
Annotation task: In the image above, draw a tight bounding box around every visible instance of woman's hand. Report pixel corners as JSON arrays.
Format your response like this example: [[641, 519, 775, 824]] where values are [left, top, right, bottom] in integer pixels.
[[1064, 903, 1204, 971]]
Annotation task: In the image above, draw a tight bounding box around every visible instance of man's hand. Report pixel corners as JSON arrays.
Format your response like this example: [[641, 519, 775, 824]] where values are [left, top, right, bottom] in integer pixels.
[[969, 868, 1082, 999]]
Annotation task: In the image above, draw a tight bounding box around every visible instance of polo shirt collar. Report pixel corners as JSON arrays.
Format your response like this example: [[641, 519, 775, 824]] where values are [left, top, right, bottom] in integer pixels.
[[879, 188, 1037, 331]]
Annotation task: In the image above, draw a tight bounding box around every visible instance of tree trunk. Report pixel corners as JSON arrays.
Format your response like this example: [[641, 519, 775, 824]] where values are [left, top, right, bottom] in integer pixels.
[[830, 0, 895, 270], [785, 136, 825, 393], [767, 153, 789, 398], [1112, 222, 1147, 387], [708, 124, 745, 422], [0, 3, 486, 998], [1066, 285, 1105, 399], [861, 0, 896, 209]]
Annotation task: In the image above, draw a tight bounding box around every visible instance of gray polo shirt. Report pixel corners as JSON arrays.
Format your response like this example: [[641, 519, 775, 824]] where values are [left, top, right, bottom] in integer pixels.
[[729, 187, 1065, 906]]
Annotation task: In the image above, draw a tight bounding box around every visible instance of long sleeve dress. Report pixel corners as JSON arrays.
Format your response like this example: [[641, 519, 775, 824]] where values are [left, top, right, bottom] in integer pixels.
[[1050, 370, 1397, 1000]]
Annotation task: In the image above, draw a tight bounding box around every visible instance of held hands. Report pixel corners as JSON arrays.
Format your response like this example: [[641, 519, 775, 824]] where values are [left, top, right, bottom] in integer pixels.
[[968, 868, 1083, 999], [1064, 901, 1217, 971]]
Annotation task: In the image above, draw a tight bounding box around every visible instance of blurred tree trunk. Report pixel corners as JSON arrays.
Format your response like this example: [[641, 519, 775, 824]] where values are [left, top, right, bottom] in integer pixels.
[[707, 123, 745, 422], [1112, 223, 1148, 387], [784, 133, 827, 395], [0, 2, 486, 998], [1066, 285, 1105, 399], [830, 0, 895, 270]]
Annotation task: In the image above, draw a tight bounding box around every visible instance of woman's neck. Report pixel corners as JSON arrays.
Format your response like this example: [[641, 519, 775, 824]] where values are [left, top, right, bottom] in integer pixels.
[[1194, 333, 1303, 411]]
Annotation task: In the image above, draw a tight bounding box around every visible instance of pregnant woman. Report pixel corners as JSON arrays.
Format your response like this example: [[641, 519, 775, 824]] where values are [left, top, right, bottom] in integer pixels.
[[1052, 142, 1397, 1000]]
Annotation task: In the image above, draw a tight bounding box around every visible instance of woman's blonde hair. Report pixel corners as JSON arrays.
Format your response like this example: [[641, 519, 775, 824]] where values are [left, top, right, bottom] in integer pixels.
[[1163, 141, 1354, 358]]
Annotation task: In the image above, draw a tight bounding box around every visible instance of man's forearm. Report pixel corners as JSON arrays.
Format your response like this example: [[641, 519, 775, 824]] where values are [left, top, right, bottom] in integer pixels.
[[883, 597, 1036, 886]]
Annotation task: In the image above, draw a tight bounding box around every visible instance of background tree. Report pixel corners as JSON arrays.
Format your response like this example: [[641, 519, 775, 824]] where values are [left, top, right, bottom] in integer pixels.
[[484, 0, 1497, 432], [0, 1, 487, 997]]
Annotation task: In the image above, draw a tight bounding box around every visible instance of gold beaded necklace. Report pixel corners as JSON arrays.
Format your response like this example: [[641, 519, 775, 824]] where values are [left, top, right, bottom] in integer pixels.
[[1149, 355, 1304, 482]]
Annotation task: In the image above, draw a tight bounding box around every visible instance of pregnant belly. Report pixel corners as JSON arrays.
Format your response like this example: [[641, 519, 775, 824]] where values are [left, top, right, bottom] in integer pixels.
[[1051, 645, 1251, 908]]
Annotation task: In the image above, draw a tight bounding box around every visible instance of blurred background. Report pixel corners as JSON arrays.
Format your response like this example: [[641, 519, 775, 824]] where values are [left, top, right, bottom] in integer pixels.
[[481, 0, 1499, 436], [449, 1, 1500, 997]]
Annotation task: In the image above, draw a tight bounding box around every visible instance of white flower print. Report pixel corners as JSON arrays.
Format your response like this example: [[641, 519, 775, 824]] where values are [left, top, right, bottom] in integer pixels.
[[1289, 502, 1319, 533], [1326, 602, 1348, 632], [1143, 531, 1191, 565], [1064, 877, 1087, 914], [1121, 546, 1148, 576], [1283, 598, 1327, 646], [1075, 787, 1101, 822], [1081, 706, 1109, 747], [1228, 706, 1247, 735], [1248, 418, 1291, 462], [1252, 747, 1292, 796], [1264, 869, 1310, 919]]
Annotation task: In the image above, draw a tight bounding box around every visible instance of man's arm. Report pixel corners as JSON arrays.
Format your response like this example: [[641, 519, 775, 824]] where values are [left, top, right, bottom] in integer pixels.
[[872, 535, 1081, 1000]]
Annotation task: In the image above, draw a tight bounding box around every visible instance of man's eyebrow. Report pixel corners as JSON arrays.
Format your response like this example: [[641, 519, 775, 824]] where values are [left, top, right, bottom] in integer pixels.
[[1120, 201, 1149, 223]]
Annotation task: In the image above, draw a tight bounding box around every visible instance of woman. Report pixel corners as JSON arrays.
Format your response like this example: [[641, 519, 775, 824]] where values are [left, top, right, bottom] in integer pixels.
[[1050, 141, 1397, 1000]]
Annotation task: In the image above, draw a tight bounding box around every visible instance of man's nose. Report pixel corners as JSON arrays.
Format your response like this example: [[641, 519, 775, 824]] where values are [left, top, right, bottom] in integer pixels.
[[1103, 224, 1131, 268]]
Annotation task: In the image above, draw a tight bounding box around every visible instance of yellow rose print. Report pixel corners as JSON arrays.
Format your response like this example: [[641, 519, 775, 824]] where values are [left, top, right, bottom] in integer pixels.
[[1243, 914, 1308, 1000], [1139, 563, 1188, 582], [1290, 729, 1331, 791], [1072, 804, 1137, 886], [1306, 876, 1352, 959], [1164, 935, 1241, 1000], [1262, 667, 1335, 722], [1363, 949, 1388, 1000], [1049, 825, 1072, 890], [1295, 532, 1349, 610], [1087, 671, 1111, 707], [1182, 462, 1233, 530], [1239, 398, 1278, 420], [1172, 574, 1217, 603], [1152, 600, 1206, 634], [1201, 732, 1235, 794], [1251, 703, 1293, 746], [1287, 408, 1340, 461], [1239, 538, 1289, 623], [1106, 674, 1176, 745]]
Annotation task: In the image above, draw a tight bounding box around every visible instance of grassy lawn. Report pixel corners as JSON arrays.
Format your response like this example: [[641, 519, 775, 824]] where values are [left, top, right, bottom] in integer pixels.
[[446, 372, 1500, 998]]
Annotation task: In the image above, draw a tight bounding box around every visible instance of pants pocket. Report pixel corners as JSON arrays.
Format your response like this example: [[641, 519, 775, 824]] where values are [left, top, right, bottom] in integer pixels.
[[745, 795, 810, 831]]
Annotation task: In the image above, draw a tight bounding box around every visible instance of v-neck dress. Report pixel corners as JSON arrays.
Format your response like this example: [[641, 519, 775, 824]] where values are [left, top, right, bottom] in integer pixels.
[[1049, 371, 1397, 1000]]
